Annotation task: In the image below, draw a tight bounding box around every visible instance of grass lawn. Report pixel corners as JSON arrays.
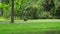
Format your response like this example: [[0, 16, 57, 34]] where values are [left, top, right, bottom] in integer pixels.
[[0, 19, 60, 34]]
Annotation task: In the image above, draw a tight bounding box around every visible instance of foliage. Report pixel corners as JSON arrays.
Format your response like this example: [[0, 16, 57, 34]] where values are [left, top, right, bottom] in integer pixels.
[[0, 0, 60, 19]]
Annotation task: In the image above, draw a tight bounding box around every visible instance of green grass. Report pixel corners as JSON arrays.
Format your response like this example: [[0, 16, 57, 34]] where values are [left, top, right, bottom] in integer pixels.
[[0, 19, 60, 34]]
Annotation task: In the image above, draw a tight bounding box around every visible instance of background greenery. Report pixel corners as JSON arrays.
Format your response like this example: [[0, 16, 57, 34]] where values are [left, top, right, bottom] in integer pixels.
[[0, 0, 60, 19]]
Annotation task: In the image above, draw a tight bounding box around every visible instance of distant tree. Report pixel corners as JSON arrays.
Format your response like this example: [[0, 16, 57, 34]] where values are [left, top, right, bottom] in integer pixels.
[[2, 0, 9, 4], [43, 0, 55, 17], [56, 6, 60, 17], [43, 0, 55, 11], [0, 0, 3, 16], [11, 0, 14, 23]]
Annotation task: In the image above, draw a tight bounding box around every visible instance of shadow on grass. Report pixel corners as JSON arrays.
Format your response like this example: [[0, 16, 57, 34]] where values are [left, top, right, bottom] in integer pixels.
[[11, 30, 60, 34], [44, 30, 60, 34]]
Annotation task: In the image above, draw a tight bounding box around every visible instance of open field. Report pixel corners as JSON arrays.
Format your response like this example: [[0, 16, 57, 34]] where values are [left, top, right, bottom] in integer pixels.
[[0, 19, 60, 34]]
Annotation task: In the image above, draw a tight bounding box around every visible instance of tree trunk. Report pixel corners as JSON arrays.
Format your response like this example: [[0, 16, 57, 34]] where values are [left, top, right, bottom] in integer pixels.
[[11, 0, 14, 23]]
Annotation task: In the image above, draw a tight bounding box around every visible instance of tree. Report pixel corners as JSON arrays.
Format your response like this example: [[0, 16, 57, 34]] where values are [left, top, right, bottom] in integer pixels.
[[2, 0, 9, 4], [55, 6, 60, 17], [11, 0, 14, 23], [0, 0, 2, 16], [43, 0, 55, 18], [43, 0, 55, 11]]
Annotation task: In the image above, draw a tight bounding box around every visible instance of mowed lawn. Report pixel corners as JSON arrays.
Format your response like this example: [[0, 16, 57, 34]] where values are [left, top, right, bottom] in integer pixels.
[[0, 19, 60, 34]]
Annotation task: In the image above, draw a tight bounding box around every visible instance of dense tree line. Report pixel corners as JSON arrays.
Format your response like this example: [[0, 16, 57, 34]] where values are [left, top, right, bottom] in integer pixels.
[[0, 0, 60, 20]]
